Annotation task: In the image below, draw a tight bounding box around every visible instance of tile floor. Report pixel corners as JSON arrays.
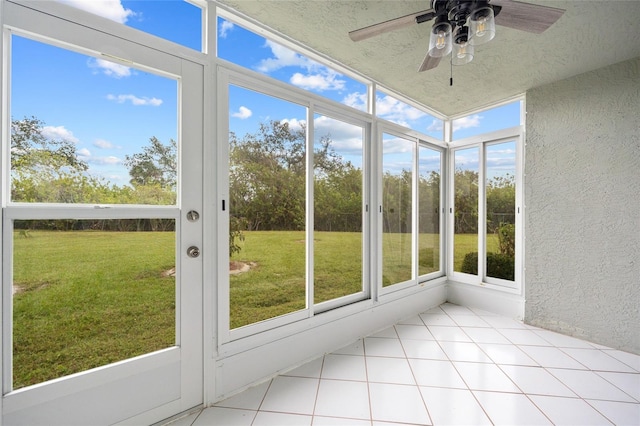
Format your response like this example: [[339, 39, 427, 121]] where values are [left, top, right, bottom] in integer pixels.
[[170, 303, 640, 425]]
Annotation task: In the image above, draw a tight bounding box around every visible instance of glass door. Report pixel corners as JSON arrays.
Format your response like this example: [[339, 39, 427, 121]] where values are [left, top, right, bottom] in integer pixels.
[[1, 4, 203, 424]]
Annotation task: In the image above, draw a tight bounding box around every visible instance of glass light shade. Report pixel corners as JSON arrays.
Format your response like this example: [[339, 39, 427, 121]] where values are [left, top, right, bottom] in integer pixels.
[[428, 21, 452, 58], [469, 6, 496, 46], [452, 41, 474, 65]]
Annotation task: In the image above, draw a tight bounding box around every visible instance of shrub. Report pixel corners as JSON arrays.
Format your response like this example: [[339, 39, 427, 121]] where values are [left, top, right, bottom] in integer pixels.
[[460, 251, 514, 281]]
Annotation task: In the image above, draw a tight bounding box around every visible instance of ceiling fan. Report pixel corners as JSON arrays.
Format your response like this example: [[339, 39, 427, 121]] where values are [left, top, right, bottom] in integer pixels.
[[349, 0, 565, 72]]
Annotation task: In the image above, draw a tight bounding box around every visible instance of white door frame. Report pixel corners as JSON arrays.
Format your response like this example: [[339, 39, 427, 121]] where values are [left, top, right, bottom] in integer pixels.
[[0, 2, 204, 424]]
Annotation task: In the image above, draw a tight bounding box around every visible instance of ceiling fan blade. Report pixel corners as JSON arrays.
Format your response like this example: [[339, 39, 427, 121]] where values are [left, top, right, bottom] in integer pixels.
[[492, 0, 565, 34], [349, 9, 435, 42], [418, 52, 442, 72]]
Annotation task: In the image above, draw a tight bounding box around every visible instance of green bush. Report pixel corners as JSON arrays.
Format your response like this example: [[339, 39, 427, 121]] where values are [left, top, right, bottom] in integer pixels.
[[460, 251, 514, 281]]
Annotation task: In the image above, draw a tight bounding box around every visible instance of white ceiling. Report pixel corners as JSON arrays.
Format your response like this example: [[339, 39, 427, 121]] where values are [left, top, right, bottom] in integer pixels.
[[217, 0, 640, 117]]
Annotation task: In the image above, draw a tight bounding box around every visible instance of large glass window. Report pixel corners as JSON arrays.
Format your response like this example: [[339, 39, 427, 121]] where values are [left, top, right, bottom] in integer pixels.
[[218, 17, 368, 112], [228, 85, 307, 329], [453, 147, 479, 273], [418, 146, 441, 276], [376, 91, 443, 140], [12, 219, 175, 389], [485, 141, 516, 282], [314, 114, 364, 304], [382, 133, 414, 286], [10, 35, 178, 205], [452, 101, 520, 140], [55, 0, 203, 51]]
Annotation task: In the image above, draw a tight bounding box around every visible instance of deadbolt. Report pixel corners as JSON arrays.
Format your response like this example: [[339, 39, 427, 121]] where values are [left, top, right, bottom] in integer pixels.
[[186, 210, 200, 222], [187, 246, 200, 258]]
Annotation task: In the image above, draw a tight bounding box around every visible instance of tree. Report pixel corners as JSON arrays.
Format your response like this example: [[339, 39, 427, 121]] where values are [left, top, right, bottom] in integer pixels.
[[123, 137, 177, 190]]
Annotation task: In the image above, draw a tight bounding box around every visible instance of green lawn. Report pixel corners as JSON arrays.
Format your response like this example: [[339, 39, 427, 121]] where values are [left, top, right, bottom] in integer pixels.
[[12, 230, 175, 389], [11, 229, 501, 388]]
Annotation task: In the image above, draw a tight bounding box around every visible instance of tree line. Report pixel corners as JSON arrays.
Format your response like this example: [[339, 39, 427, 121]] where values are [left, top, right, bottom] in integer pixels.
[[11, 116, 514, 238]]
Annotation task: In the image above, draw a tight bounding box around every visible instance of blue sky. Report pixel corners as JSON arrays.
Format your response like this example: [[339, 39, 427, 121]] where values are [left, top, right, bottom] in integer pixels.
[[10, 0, 519, 187]]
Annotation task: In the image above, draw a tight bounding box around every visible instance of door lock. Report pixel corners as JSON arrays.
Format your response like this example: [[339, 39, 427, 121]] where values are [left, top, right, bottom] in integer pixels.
[[187, 246, 200, 258]]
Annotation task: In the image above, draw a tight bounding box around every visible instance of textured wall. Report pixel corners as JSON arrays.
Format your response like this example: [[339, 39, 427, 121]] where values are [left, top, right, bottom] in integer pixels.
[[524, 58, 640, 354]]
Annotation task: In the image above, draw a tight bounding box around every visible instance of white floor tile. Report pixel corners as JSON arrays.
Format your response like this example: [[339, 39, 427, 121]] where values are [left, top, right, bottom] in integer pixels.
[[586, 399, 640, 426], [370, 327, 398, 339], [439, 303, 476, 316], [397, 315, 425, 325], [369, 383, 431, 425], [321, 354, 367, 382], [604, 349, 640, 372], [439, 341, 493, 363], [252, 411, 312, 426], [366, 356, 415, 385], [420, 386, 491, 425], [518, 345, 588, 369], [480, 316, 528, 329], [498, 365, 576, 397], [498, 328, 553, 346], [419, 313, 457, 326], [192, 407, 255, 426], [332, 339, 365, 356], [259, 376, 319, 415], [408, 358, 467, 389], [401, 339, 449, 360], [214, 381, 271, 410], [449, 314, 490, 327], [284, 357, 324, 378], [529, 395, 613, 425], [421, 306, 445, 314], [165, 410, 202, 426], [453, 362, 520, 392], [473, 391, 552, 425], [561, 348, 638, 372], [477, 343, 538, 366], [364, 337, 406, 358], [533, 329, 597, 348], [181, 304, 640, 426], [314, 416, 371, 425], [314, 380, 370, 420], [427, 326, 472, 342], [461, 327, 511, 344], [596, 371, 640, 401], [547, 368, 637, 402], [394, 324, 434, 340]]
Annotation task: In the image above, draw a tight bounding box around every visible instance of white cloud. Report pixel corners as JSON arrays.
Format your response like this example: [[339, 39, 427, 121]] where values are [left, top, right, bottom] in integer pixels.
[[219, 20, 234, 39], [280, 118, 306, 133], [93, 139, 116, 149], [314, 115, 363, 154], [42, 125, 80, 144], [231, 106, 252, 119], [342, 92, 368, 111], [256, 40, 313, 73], [452, 114, 482, 132], [383, 137, 413, 155], [427, 119, 444, 133], [290, 71, 345, 92], [78, 148, 122, 165], [88, 58, 132, 78], [377, 95, 426, 126], [58, 0, 135, 24], [107, 94, 163, 106]]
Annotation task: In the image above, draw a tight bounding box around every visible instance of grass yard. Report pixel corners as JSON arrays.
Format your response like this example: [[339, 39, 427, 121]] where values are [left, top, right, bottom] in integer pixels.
[[11, 229, 502, 388], [12, 230, 175, 389]]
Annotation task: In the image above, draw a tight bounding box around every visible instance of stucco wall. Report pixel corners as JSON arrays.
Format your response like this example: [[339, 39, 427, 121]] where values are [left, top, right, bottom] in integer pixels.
[[525, 58, 640, 354]]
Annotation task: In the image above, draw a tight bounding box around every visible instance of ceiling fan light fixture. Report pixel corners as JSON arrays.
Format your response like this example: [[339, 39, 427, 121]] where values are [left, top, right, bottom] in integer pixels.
[[428, 18, 452, 57], [452, 26, 474, 65], [469, 5, 496, 45]]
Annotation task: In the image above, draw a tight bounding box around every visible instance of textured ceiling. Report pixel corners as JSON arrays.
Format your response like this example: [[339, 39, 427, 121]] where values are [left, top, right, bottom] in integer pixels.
[[216, 0, 640, 117]]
